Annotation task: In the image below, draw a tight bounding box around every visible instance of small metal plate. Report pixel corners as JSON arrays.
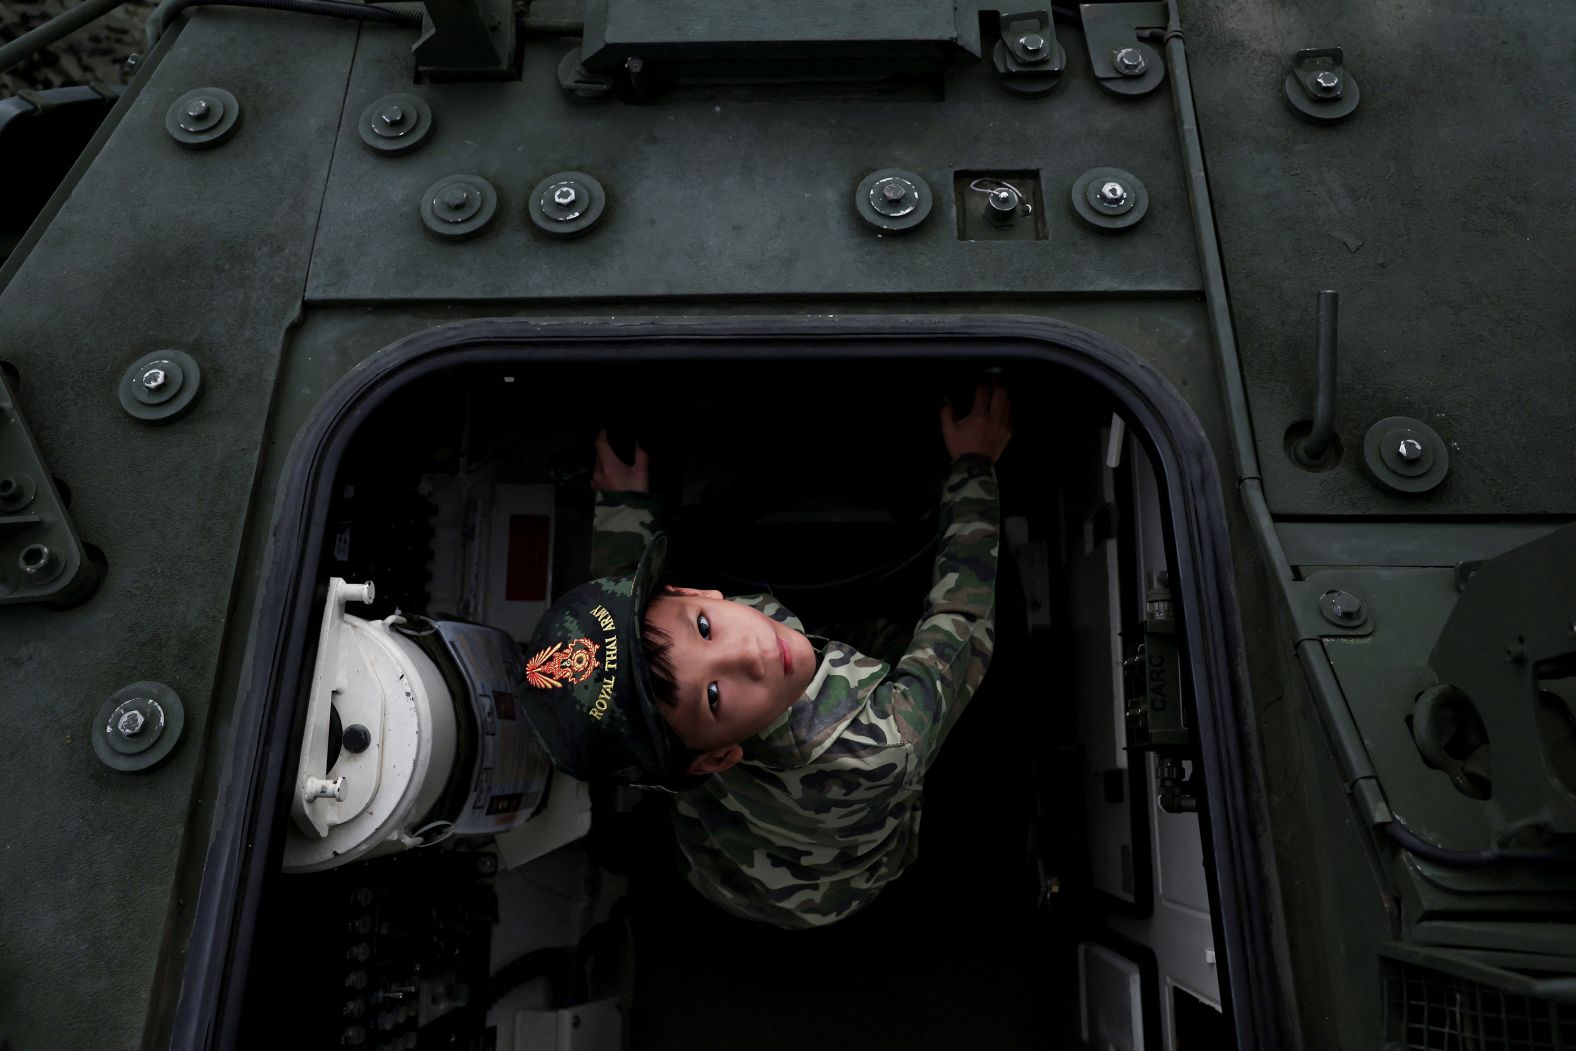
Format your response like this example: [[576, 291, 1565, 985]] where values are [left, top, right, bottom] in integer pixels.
[[118, 349, 202, 424], [92, 681, 186, 773], [1363, 415, 1449, 495], [855, 169, 933, 233], [527, 171, 607, 238], [165, 87, 240, 150], [1070, 167, 1149, 232], [1079, 2, 1168, 97], [358, 93, 434, 156], [420, 175, 499, 241]]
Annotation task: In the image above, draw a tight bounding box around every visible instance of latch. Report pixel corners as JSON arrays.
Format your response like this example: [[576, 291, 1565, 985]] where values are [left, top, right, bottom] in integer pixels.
[[0, 366, 100, 606], [1077, 1, 1168, 98], [991, 10, 1065, 97]]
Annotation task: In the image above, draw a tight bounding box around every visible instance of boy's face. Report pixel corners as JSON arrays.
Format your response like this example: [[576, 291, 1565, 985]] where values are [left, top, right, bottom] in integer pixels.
[[645, 586, 818, 770]]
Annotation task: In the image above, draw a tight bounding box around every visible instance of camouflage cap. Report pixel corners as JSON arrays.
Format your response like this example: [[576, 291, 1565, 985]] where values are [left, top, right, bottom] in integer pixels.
[[517, 534, 685, 787]]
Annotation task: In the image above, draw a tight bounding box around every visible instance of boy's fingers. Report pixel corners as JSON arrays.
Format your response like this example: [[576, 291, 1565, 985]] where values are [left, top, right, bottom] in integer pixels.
[[634, 446, 649, 469], [938, 401, 955, 430], [595, 427, 610, 450]]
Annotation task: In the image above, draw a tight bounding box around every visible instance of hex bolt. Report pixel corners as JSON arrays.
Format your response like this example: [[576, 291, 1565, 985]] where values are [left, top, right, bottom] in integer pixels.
[[185, 98, 210, 120], [1113, 47, 1147, 75], [440, 186, 470, 210], [1099, 181, 1129, 205], [1018, 33, 1047, 59], [140, 367, 167, 391], [379, 104, 405, 126], [1397, 438, 1424, 462], [118, 710, 146, 736], [1311, 70, 1341, 94], [881, 181, 908, 202], [552, 185, 578, 207]]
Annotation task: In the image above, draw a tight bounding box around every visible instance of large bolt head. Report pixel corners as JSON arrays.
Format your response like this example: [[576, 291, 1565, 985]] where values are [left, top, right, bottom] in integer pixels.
[[1311, 70, 1341, 93], [185, 98, 210, 120], [1113, 47, 1147, 75], [1018, 33, 1047, 58], [141, 367, 167, 391], [1098, 181, 1128, 204], [552, 185, 578, 206], [881, 181, 908, 202], [1397, 437, 1424, 462], [118, 710, 146, 736], [379, 104, 405, 127], [440, 186, 470, 210]]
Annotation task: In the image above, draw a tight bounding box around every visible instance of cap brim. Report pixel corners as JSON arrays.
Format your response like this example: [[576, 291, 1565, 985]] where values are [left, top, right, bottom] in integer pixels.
[[626, 533, 677, 775]]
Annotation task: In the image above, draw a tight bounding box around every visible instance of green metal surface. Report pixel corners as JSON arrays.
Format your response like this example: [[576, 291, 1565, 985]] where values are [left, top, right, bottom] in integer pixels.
[[0, 0, 1570, 1046]]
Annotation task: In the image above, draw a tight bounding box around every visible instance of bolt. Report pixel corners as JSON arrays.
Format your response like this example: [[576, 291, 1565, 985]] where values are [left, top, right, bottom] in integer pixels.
[[882, 181, 908, 202], [118, 710, 146, 736], [1099, 181, 1129, 205], [19, 543, 53, 577], [378, 104, 405, 126], [1397, 438, 1424, 462], [185, 98, 210, 120], [140, 367, 167, 391], [552, 185, 578, 207], [440, 186, 471, 210], [342, 723, 372, 754], [1113, 47, 1147, 75], [1311, 70, 1341, 94], [1327, 591, 1363, 621], [1018, 33, 1047, 59]]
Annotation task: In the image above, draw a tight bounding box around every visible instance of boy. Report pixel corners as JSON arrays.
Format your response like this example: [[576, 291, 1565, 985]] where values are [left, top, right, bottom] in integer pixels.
[[518, 382, 1010, 928]]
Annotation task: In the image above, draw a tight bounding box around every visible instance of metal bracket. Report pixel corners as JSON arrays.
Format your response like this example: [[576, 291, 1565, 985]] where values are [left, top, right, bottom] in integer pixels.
[[412, 0, 516, 80], [1078, 1, 1167, 98], [991, 10, 1065, 97], [1284, 47, 1361, 124], [0, 366, 99, 606]]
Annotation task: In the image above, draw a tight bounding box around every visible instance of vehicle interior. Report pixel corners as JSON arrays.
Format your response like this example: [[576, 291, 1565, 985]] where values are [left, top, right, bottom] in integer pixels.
[[237, 353, 1233, 1050]]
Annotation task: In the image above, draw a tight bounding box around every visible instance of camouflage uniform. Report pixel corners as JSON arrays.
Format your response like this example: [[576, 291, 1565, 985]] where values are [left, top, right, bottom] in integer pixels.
[[592, 454, 1000, 928]]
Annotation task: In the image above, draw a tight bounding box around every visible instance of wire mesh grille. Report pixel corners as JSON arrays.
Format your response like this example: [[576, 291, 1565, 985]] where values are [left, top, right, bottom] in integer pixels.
[[1385, 963, 1576, 1051]]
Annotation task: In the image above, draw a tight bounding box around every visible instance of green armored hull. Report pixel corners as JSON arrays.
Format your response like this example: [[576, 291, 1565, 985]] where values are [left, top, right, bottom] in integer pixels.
[[1, 1, 1572, 1048]]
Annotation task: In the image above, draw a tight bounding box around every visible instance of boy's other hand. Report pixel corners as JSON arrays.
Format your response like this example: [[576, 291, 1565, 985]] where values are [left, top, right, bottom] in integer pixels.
[[593, 428, 650, 492], [940, 380, 1013, 463]]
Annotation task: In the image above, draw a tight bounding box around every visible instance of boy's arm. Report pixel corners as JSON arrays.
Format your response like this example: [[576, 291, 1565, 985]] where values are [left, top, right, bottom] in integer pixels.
[[872, 453, 1000, 771], [590, 490, 661, 578], [589, 430, 658, 577]]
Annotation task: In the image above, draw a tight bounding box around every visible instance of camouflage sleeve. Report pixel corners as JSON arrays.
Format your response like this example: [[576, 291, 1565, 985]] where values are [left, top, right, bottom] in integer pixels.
[[870, 454, 999, 772], [590, 490, 662, 578]]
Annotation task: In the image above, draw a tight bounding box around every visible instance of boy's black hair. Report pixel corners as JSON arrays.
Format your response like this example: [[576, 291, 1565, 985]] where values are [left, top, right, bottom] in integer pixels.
[[641, 589, 707, 787]]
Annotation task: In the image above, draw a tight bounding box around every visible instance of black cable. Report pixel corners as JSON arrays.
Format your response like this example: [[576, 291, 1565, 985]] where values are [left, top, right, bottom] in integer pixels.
[[1383, 820, 1576, 868], [483, 947, 572, 1013]]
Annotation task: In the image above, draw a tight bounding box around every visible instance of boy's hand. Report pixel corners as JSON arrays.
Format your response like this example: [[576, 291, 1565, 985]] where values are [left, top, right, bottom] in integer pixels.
[[940, 380, 1012, 463], [592, 428, 650, 492]]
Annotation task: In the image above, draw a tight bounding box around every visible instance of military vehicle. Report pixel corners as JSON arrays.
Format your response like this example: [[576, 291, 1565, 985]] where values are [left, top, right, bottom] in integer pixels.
[[1, 0, 1572, 1047]]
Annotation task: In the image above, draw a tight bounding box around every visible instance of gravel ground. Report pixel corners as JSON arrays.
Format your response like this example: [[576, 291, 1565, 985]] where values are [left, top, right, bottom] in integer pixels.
[[0, 0, 155, 95]]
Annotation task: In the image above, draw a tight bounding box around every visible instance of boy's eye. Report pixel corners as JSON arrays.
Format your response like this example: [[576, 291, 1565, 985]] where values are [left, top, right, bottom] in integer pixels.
[[707, 682, 720, 713], [697, 612, 711, 640]]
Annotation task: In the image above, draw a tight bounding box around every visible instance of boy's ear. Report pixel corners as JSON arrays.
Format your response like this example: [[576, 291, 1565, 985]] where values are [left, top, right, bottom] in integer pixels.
[[661, 585, 725, 600], [686, 744, 743, 776]]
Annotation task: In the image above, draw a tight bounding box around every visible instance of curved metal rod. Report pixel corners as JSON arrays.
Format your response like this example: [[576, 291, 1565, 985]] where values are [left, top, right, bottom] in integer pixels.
[[1300, 289, 1338, 462]]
